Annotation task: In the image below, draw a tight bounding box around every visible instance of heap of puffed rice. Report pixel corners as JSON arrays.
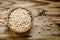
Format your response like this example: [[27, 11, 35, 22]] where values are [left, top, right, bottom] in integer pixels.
[[8, 8, 33, 33]]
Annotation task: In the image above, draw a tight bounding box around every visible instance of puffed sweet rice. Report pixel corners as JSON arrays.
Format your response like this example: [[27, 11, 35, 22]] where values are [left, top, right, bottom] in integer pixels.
[[8, 7, 33, 33]]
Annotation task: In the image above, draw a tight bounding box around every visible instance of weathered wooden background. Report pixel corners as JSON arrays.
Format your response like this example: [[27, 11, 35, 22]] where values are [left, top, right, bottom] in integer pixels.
[[0, 0, 60, 40]]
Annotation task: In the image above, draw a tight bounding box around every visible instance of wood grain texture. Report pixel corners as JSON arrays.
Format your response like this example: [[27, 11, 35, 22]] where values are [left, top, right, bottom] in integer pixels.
[[0, 0, 60, 40]]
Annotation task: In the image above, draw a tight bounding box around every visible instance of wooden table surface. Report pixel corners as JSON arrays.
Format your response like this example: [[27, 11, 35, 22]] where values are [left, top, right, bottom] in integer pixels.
[[0, 0, 60, 40]]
